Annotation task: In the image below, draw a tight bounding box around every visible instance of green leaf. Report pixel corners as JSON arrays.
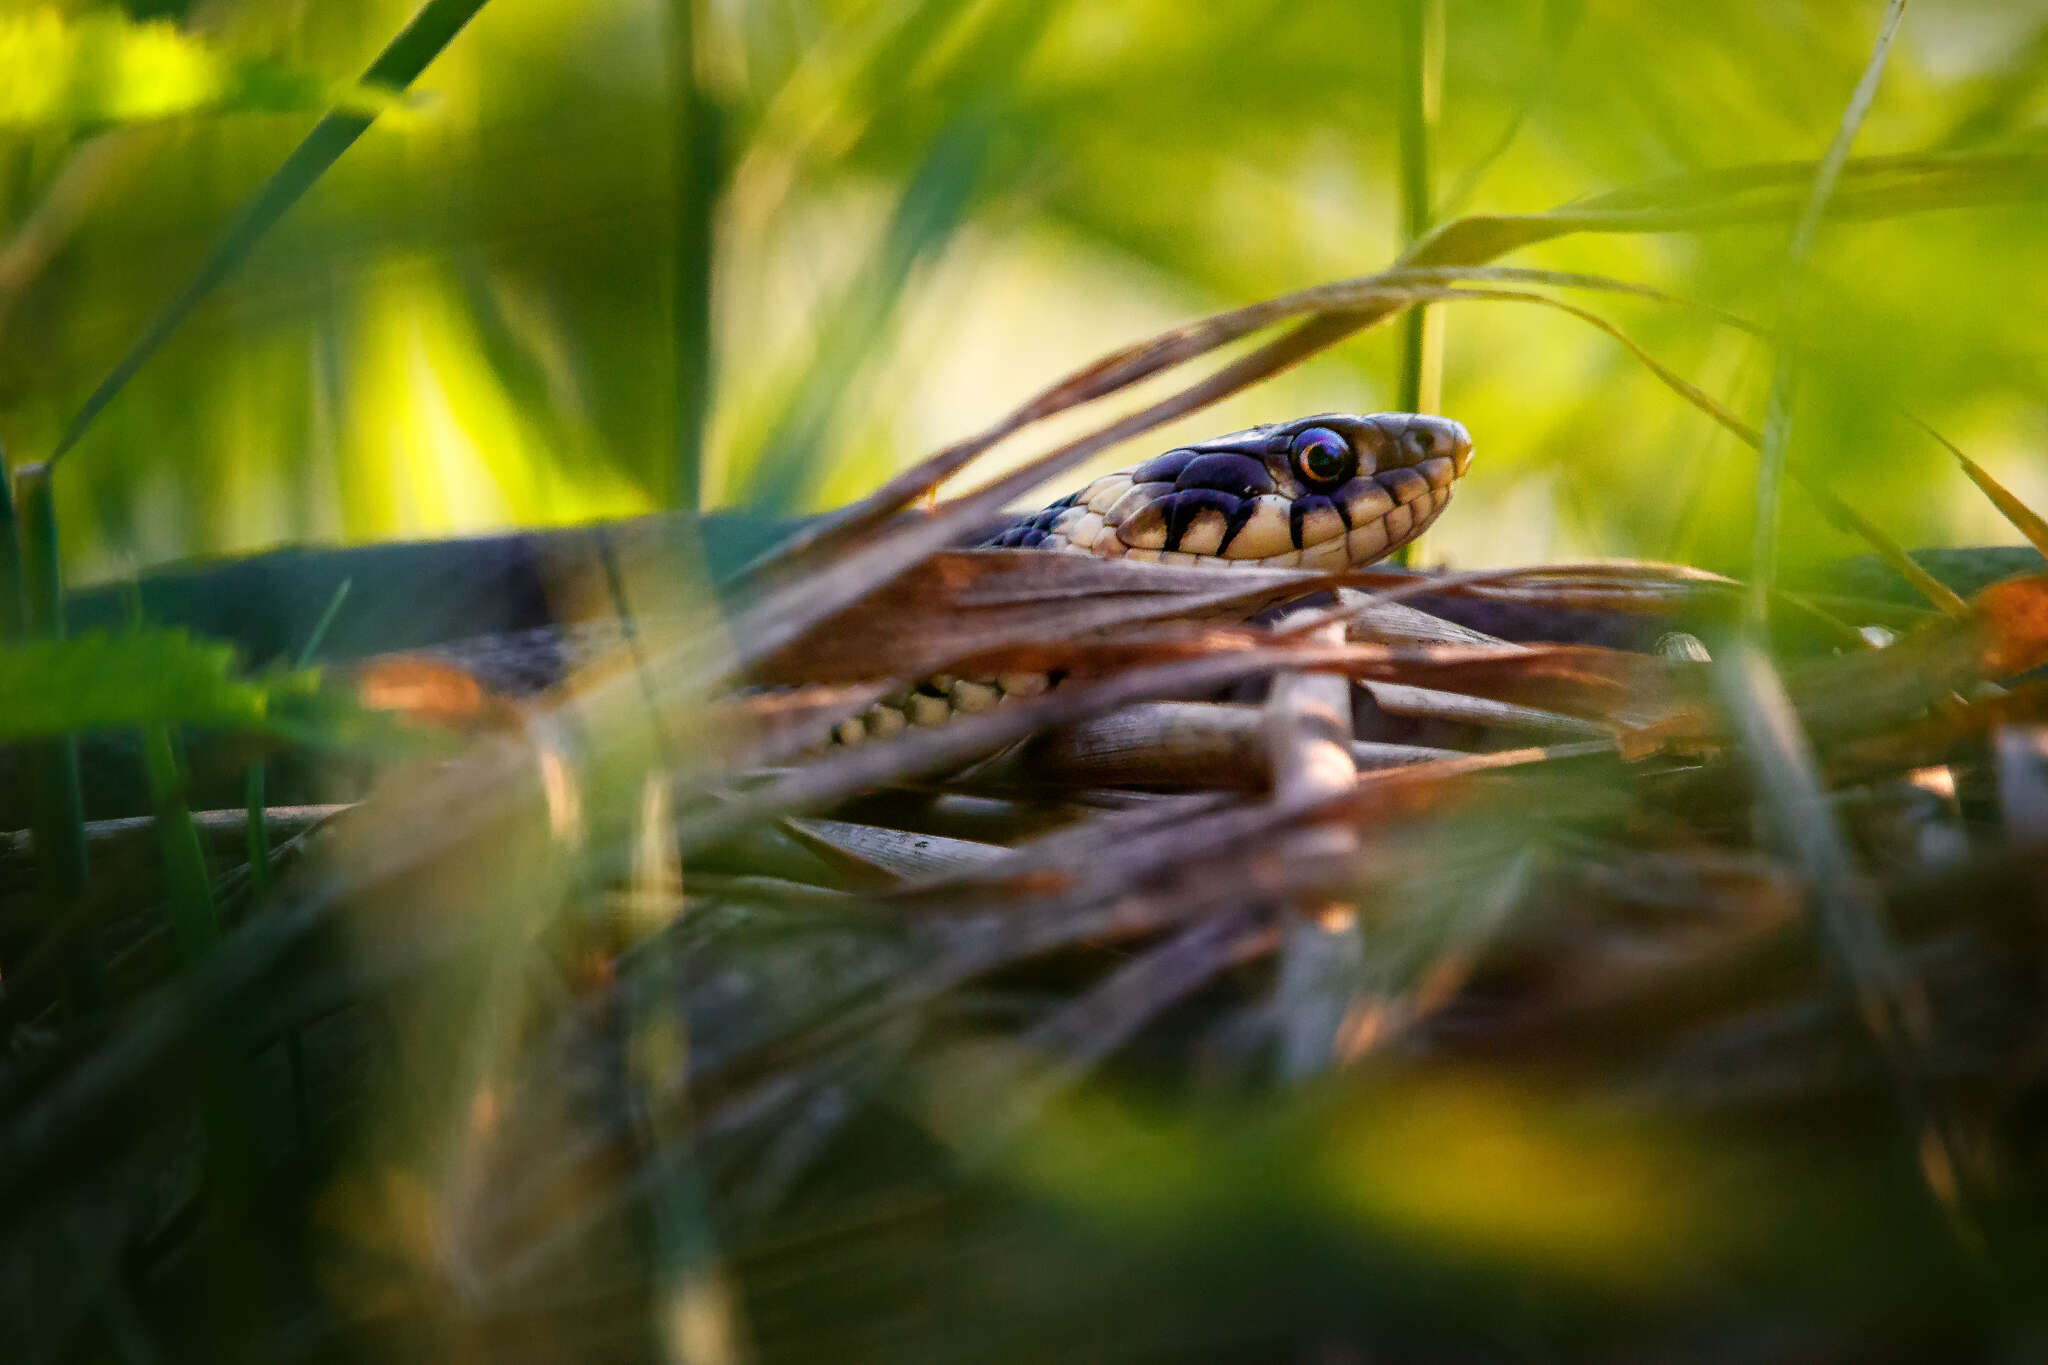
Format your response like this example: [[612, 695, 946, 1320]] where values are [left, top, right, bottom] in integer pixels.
[[0, 628, 315, 743], [0, 8, 400, 130]]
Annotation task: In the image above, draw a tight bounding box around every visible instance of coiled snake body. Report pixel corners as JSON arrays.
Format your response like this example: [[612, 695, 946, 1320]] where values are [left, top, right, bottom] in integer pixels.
[[835, 411, 1475, 744]]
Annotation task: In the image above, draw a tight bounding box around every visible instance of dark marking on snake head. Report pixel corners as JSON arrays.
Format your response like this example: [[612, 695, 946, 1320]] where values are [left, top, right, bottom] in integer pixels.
[[1161, 494, 1192, 553], [1174, 452, 1275, 499], [1290, 494, 1354, 551], [1215, 496, 1261, 557], [1130, 448, 1199, 486], [1162, 488, 1242, 552]]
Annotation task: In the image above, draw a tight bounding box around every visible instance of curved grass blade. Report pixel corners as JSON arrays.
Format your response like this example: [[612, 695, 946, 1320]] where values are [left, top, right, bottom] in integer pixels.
[[1911, 417, 2048, 559], [48, 0, 494, 466]]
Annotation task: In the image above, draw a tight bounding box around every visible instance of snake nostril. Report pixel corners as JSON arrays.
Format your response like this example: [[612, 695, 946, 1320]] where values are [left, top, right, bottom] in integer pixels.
[[1407, 418, 1473, 467]]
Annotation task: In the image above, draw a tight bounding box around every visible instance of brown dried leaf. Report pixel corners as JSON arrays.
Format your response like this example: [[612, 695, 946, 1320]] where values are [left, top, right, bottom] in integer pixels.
[[1360, 681, 1610, 739], [1974, 573, 2048, 678], [782, 817, 1009, 885], [749, 549, 1336, 686]]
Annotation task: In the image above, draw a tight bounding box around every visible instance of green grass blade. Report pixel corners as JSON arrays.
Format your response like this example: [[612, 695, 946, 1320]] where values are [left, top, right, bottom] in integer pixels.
[[139, 718, 217, 964], [1394, 0, 1444, 412], [666, 0, 724, 513], [1394, 0, 1445, 568], [113, 580, 220, 965], [16, 463, 87, 901], [246, 579, 351, 897], [48, 0, 494, 466], [0, 435, 21, 642], [1749, 0, 1910, 623], [739, 0, 1055, 513], [738, 105, 998, 513], [1435, 1, 1584, 219]]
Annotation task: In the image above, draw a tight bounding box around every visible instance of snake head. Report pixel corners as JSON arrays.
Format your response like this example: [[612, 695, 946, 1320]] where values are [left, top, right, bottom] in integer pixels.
[[1013, 413, 1474, 568]]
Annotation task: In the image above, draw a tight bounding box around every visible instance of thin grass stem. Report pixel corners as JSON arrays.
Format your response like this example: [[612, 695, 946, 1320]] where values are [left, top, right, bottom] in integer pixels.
[[1750, 0, 1911, 624], [48, 0, 496, 467]]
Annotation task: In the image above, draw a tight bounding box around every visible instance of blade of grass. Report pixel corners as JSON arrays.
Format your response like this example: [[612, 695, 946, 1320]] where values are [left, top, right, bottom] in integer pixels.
[[739, 104, 996, 512], [48, 0, 495, 466], [1911, 417, 2048, 559], [1711, 636, 1980, 1246], [1416, 150, 2045, 267], [120, 533, 221, 967], [1394, 0, 1446, 568], [16, 464, 86, 899], [738, 0, 1054, 512], [1750, 0, 1911, 624], [1435, 0, 1584, 219], [1269, 619, 1365, 1080], [666, 0, 724, 512], [14, 462, 90, 1009], [0, 436, 26, 980], [1407, 282, 1969, 616], [245, 579, 351, 898], [139, 721, 217, 963], [1394, 0, 1445, 392], [0, 435, 21, 642]]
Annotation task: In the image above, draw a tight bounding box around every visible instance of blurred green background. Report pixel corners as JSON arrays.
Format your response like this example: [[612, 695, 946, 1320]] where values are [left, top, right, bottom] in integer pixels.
[[3, 0, 2044, 586]]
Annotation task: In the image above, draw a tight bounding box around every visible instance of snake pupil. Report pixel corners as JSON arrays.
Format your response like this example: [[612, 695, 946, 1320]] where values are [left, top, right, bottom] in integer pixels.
[[1290, 427, 1354, 486]]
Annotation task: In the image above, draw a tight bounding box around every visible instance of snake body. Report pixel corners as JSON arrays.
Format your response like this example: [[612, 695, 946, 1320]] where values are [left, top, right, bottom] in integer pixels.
[[834, 412, 1475, 745]]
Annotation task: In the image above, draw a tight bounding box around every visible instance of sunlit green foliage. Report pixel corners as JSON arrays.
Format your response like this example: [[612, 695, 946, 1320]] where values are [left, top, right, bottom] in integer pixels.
[[0, 1, 2041, 579], [0, 8, 394, 128]]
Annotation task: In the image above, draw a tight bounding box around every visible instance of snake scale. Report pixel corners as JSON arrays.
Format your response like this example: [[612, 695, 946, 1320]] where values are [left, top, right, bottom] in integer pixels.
[[833, 411, 1475, 745]]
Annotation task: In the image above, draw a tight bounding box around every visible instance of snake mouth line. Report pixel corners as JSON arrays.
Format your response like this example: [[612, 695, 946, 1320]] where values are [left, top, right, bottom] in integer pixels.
[[1018, 453, 1462, 569]]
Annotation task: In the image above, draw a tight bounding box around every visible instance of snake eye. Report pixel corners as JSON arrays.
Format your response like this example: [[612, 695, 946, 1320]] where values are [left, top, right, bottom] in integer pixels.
[[1289, 427, 1355, 486]]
